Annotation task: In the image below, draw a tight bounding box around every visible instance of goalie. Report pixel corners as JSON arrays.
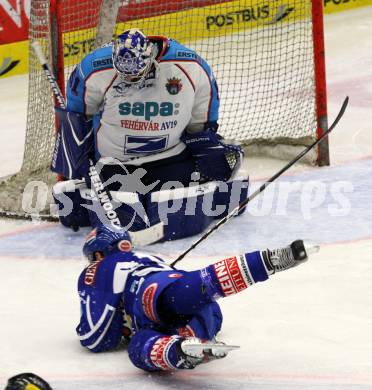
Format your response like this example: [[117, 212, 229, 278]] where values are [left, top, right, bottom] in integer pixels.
[[77, 225, 312, 372], [52, 29, 248, 239]]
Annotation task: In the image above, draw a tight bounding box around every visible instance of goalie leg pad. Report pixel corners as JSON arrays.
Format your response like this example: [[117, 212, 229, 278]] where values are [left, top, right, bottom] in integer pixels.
[[147, 182, 217, 240], [53, 174, 249, 241], [51, 108, 93, 179], [146, 176, 249, 241], [213, 177, 249, 218], [53, 180, 150, 231], [52, 180, 91, 229]]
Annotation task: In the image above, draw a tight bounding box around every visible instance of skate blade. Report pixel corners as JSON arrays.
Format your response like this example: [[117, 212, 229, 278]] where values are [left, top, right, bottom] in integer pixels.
[[186, 343, 240, 353], [304, 242, 320, 255], [129, 222, 164, 246]]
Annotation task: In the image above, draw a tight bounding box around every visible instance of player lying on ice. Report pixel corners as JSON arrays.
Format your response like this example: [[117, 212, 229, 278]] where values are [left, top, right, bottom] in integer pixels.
[[52, 28, 248, 240], [77, 224, 312, 372]]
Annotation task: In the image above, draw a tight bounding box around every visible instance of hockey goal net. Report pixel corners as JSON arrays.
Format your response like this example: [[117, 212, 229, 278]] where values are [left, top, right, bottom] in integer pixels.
[[0, 0, 328, 219]]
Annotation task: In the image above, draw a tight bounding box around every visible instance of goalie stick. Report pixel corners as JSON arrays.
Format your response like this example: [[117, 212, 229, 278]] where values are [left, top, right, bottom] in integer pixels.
[[171, 96, 349, 267], [31, 41, 164, 247]]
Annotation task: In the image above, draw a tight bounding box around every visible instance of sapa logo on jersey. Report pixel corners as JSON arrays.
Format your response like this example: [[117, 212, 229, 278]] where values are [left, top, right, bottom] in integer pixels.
[[119, 102, 177, 121]]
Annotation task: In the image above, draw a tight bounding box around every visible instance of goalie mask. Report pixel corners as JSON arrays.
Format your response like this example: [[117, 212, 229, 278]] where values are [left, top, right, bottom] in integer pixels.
[[112, 29, 156, 85]]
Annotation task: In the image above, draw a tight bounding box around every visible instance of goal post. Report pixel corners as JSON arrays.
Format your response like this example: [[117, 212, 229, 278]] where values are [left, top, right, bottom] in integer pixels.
[[0, 0, 329, 219], [312, 0, 329, 166]]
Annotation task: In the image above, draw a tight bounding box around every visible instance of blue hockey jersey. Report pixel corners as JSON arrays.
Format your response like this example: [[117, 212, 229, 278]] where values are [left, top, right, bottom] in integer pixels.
[[76, 250, 223, 362]]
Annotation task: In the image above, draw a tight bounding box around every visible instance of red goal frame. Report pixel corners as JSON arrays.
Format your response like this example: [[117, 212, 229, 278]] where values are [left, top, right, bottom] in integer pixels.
[[50, 0, 330, 166]]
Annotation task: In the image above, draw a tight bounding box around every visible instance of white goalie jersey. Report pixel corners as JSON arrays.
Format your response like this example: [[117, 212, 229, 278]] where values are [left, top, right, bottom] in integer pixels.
[[66, 37, 220, 165]]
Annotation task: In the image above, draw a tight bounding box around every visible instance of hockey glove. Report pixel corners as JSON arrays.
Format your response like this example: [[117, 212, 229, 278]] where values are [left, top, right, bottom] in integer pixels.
[[181, 129, 243, 182], [83, 224, 132, 262]]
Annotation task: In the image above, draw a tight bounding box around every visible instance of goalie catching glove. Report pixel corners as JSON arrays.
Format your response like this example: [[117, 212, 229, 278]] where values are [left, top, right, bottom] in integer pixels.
[[181, 127, 243, 182]]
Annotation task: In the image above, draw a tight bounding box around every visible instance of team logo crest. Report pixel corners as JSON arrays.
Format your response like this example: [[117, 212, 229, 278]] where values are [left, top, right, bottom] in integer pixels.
[[113, 82, 130, 94], [166, 77, 182, 95]]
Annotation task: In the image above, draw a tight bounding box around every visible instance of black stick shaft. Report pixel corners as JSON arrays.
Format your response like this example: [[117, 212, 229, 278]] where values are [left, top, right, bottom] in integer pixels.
[[171, 96, 349, 267]]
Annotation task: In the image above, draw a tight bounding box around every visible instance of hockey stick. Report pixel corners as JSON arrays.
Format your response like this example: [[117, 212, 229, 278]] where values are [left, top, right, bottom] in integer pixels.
[[171, 96, 349, 267], [31, 41, 164, 246]]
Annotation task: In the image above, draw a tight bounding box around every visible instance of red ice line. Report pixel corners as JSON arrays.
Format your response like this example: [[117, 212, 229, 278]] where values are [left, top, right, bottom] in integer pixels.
[[1, 370, 371, 385]]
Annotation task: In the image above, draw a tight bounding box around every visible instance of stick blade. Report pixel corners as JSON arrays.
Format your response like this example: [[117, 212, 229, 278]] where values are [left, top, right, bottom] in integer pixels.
[[129, 222, 164, 247], [31, 40, 48, 65]]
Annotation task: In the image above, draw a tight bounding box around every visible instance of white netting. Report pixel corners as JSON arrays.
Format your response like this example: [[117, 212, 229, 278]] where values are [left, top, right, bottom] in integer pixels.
[[0, 0, 324, 218]]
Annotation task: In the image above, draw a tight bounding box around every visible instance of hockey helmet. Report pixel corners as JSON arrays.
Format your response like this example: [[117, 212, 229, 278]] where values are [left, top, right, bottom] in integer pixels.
[[5, 373, 53, 390], [83, 224, 132, 262], [112, 29, 156, 85]]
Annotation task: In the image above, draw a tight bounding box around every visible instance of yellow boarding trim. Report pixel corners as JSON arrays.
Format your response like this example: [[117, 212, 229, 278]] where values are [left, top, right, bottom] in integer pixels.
[[63, 28, 97, 68], [1, 0, 372, 78], [324, 0, 372, 14], [115, 0, 307, 42], [0, 40, 29, 77], [63, 0, 309, 64]]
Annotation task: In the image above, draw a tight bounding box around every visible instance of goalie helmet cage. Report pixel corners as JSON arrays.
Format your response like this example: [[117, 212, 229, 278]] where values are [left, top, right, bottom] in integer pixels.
[[0, 0, 329, 219]]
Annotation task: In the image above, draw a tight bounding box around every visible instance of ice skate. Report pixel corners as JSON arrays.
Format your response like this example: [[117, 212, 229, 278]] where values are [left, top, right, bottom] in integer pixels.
[[261, 240, 319, 274]]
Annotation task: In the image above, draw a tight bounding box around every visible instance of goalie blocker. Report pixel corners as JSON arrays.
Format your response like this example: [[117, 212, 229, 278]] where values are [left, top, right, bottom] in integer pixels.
[[53, 165, 249, 241]]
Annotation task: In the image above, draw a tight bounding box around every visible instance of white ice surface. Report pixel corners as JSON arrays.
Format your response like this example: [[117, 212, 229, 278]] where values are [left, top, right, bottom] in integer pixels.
[[1, 7, 372, 390]]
